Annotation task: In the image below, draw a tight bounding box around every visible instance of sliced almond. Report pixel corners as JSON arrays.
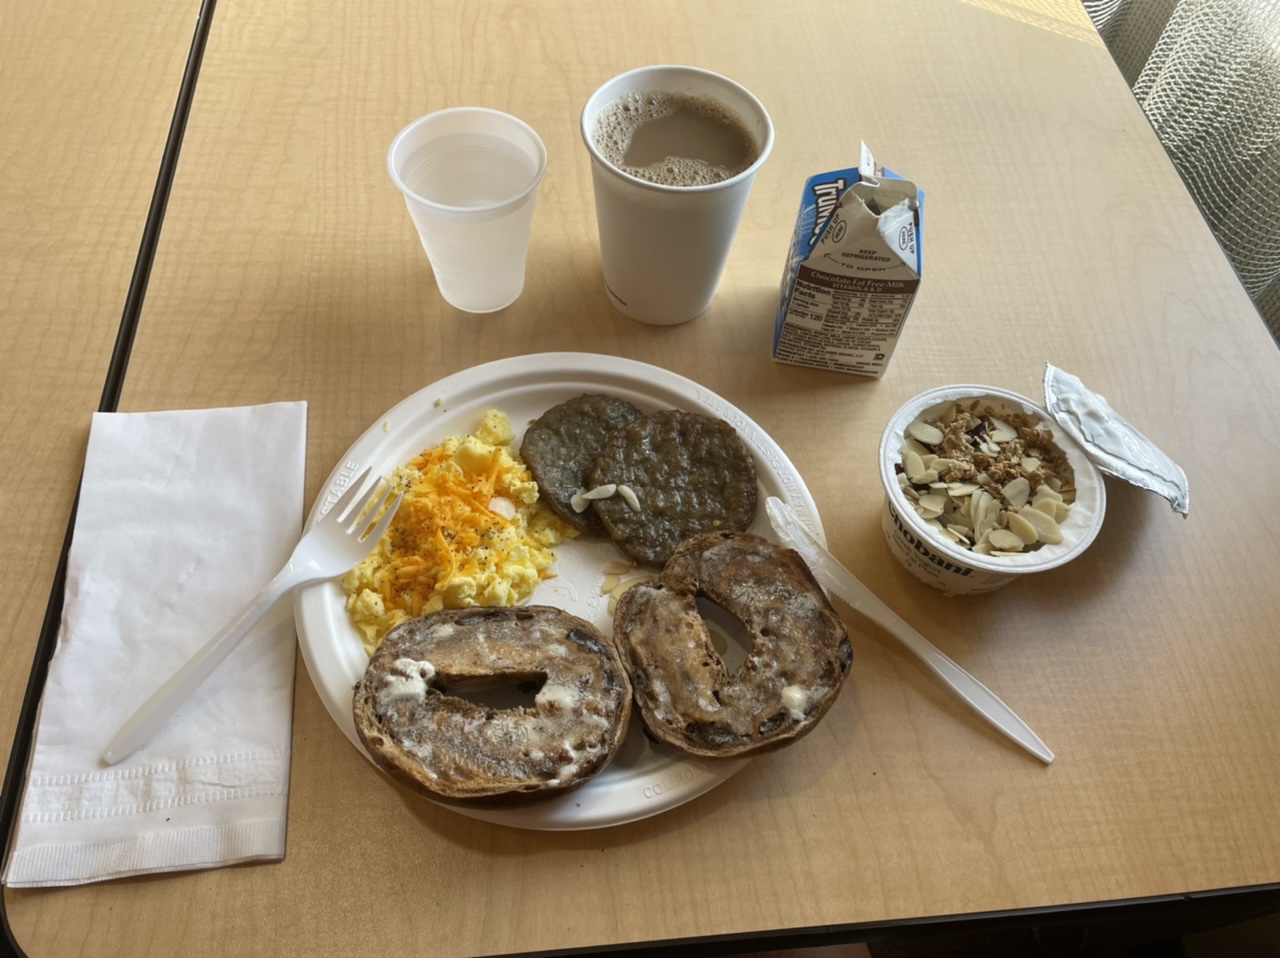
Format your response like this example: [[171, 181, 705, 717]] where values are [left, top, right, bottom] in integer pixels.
[[906, 420, 945, 446], [1001, 476, 1031, 509], [918, 493, 948, 514], [611, 574, 654, 599], [616, 484, 641, 512], [988, 529, 1025, 552], [1018, 505, 1063, 544], [947, 482, 980, 497], [1045, 496, 1070, 522], [970, 488, 991, 520], [915, 500, 945, 520], [1006, 510, 1039, 545], [976, 493, 995, 523], [988, 416, 1018, 443], [973, 494, 1000, 540], [904, 449, 926, 481], [600, 574, 621, 595], [1021, 456, 1041, 472]]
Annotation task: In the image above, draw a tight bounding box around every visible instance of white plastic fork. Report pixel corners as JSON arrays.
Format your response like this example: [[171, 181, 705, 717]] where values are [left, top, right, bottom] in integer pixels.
[[102, 467, 402, 766]]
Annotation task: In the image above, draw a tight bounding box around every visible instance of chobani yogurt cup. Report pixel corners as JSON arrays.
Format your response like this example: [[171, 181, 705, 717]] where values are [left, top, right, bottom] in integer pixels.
[[878, 384, 1107, 594]]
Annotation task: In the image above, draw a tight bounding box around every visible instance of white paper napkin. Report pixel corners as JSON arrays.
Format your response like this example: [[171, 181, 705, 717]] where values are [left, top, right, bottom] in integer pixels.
[[3, 402, 307, 887]]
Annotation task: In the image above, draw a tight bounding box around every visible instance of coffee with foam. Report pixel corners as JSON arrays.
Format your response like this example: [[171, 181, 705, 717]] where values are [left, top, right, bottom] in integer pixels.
[[592, 91, 758, 187]]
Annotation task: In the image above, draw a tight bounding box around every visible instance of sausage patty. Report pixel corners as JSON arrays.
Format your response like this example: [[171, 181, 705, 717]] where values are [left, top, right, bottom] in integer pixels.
[[520, 394, 643, 535], [590, 409, 758, 565]]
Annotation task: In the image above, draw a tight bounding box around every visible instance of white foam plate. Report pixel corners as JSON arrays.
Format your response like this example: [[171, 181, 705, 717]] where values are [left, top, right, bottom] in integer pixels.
[[294, 352, 825, 830]]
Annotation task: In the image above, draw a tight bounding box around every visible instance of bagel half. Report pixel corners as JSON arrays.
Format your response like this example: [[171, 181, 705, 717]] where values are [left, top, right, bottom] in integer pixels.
[[354, 606, 632, 806], [613, 531, 851, 758]]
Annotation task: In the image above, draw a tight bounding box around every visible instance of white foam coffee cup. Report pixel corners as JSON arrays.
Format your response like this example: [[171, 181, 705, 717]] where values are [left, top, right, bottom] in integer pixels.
[[580, 65, 774, 326], [879, 385, 1107, 594]]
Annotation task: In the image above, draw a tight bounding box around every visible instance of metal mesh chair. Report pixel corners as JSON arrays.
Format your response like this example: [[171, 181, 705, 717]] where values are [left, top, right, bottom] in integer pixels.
[[1085, 0, 1280, 343]]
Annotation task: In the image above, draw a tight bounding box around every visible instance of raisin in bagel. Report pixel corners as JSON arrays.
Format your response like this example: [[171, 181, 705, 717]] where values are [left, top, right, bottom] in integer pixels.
[[613, 531, 851, 758], [590, 409, 758, 566], [353, 606, 632, 806]]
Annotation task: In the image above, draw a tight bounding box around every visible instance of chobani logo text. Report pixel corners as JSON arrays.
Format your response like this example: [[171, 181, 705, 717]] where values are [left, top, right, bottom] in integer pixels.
[[889, 503, 974, 577]]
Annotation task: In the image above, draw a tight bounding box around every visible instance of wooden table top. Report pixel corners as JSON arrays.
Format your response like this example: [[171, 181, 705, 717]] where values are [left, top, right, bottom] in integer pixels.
[[6, 0, 1280, 954], [0, 0, 194, 619], [0, 0, 196, 945]]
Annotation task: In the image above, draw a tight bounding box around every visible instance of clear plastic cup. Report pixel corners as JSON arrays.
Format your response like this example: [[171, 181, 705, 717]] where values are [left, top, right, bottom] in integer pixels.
[[580, 66, 774, 326], [388, 108, 547, 313]]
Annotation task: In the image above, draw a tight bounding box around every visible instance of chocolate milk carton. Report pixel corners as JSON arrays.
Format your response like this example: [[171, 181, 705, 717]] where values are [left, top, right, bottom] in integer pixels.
[[773, 144, 923, 376]]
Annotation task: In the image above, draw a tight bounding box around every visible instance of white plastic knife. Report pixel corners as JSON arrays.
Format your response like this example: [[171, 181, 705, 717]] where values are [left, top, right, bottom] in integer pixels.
[[765, 497, 1054, 764]]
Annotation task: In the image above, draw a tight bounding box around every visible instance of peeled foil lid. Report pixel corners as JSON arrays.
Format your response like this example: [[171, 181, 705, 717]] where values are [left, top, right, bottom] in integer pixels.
[[1043, 364, 1190, 516]]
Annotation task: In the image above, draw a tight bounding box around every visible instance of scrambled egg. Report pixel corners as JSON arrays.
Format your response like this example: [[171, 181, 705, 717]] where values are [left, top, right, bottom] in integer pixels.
[[342, 410, 572, 655]]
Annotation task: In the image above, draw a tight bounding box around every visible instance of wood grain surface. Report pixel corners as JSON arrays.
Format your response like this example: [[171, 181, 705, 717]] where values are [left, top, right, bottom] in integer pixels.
[[0, 0, 195, 944], [5, 0, 1280, 955]]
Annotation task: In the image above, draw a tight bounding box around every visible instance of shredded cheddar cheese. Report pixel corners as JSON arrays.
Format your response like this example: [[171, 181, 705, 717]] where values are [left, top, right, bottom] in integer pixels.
[[342, 410, 574, 655]]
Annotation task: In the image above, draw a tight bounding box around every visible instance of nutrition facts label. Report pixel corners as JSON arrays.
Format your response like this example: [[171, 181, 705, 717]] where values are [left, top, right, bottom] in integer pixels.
[[772, 161, 924, 377], [774, 266, 920, 376]]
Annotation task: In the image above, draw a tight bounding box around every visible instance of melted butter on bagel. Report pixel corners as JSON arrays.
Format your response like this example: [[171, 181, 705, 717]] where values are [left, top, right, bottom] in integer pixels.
[[614, 531, 852, 758], [354, 607, 632, 806]]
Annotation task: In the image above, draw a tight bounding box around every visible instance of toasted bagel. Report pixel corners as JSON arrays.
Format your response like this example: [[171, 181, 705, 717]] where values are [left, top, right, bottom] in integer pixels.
[[353, 606, 632, 806], [613, 532, 851, 758]]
